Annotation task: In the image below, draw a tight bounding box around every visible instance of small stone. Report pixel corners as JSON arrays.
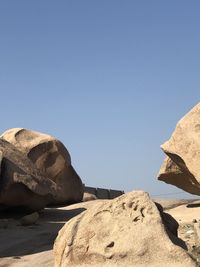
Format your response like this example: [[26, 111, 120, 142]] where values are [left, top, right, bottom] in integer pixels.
[[193, 219, 197, 223], [20, 212, 39, 226]]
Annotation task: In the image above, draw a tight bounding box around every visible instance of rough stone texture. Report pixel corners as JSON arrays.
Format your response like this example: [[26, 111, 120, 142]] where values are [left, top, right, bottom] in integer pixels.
[[158, 157, 200, 195], [158, 103, 200, 195], [54, 191, 196, 267], [0, 139, 58, 211], [1, 128, 83, 205]]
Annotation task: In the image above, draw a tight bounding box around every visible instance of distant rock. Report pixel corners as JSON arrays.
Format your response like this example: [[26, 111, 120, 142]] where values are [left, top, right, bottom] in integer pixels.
[[1, 128, 83, 205], [82, 192, 97, 202], [158, 103, 200, 196], [0, 138, 58, 211], [54, 191, 196, 267]]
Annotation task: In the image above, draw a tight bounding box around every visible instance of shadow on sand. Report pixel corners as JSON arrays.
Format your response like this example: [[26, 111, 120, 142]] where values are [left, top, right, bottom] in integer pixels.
[[187, 202, 200, 208], [0, 207, 86, 258]]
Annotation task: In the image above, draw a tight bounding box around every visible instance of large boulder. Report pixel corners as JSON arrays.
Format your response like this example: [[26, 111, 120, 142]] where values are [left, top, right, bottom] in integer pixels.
[[0, 139, 58, 211], [158, 157, 200, 195], [1, 128, 84, 205], [158, 103, 200, 195], [53, 191, 196, 267]]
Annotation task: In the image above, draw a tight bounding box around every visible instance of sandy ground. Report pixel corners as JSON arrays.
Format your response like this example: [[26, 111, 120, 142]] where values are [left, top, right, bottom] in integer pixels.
[[0, 198, 200, 267], [0, 201, 103, 267], [166, 199, 200, 264], [167, 200, 200, 223]]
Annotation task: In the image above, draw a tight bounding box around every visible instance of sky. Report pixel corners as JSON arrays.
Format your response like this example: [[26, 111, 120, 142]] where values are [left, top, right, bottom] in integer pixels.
[[0, 1, 200, 198]]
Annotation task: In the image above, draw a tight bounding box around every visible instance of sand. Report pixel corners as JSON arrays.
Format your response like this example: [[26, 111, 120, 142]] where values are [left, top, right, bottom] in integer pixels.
[[0, 201, 103, 267]]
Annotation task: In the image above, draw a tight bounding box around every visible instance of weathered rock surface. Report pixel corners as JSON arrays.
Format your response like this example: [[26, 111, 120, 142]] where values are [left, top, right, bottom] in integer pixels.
[[1, 128, 83, 205], [158, 157, 200, 195], [0, 139, 58, 211], [158, 103, 200, 195], [54, 191, 196, 267]]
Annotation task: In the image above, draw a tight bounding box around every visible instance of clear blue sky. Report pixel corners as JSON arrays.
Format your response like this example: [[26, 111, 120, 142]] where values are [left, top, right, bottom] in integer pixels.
[[0, 1, 200, 198]]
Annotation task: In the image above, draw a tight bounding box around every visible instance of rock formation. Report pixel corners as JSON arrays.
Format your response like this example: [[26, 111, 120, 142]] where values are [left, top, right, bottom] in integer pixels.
[[54, 191, 196, 267], [158, 103, 200, 195], [0, 138, 58, 211], [1, 128, 83, 205]]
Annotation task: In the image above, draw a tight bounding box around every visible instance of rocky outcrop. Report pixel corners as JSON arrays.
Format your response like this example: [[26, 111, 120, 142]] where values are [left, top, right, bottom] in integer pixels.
[[54, 191, 196, 267], [1, 128, 83, 205], [0, 139, 58, 211], [158, 103, 200, 195]]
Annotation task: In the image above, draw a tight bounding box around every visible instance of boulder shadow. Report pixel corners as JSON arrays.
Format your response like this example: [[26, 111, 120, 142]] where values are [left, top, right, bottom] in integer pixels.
[[187, 202, 200, 208], [0, 207, 86, 258]]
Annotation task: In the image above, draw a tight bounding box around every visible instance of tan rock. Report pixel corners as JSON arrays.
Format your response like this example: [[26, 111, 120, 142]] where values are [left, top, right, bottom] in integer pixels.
[[158, 157, 200, 195], [0, 138, 58, 211], [82, 192, 97, 202], [1, 128, 83, 205], [54, 191, 196, 267], [158, 103, 200, 195]]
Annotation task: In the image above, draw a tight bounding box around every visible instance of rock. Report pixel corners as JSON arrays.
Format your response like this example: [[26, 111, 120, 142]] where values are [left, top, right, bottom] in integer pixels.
[[0, 138, 58, 211], [54, 191, 196, 267], [1, 128, 83, 205], [20, 212, 39, 226], [158, 157, 200, 195], [158, 103, 200, 195], [82, 192, 97, 202], [193, 219, 197, 223]]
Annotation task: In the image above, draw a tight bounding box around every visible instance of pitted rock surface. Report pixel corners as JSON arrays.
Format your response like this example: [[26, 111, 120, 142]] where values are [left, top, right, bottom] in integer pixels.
[[54, 191, 196, 267]]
